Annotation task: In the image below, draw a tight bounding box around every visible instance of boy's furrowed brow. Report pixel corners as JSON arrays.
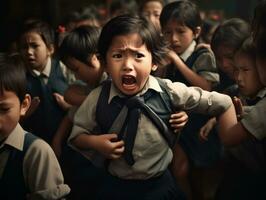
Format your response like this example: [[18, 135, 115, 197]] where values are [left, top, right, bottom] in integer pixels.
[[111, 47, 145, 53]]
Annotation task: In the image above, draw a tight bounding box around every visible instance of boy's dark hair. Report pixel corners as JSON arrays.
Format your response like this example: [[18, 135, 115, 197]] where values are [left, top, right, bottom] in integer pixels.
[[211, 18, 250, 54], [139, 0, 164, 12], [0, 53, 27, 103], [59, 25, 101, 64], [98, 14, 168, 66], [19, 19, 55, 48], [160, 0, 202, 31], [235, 36, 256, 63]]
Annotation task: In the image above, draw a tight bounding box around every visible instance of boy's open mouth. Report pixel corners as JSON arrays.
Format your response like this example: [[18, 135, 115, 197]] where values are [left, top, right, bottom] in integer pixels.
[[122, 75, 136, 85]]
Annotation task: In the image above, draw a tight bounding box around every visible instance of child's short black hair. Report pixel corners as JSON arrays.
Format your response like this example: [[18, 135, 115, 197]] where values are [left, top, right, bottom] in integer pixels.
[[211, 18, 250, 54], [19, 19, 55, 48], [235, 36, 256, 63], [59, 25, 101, 64], [160, 0, 202, 31], [0, 53, 27, 103], [98, 14, 168, 66]]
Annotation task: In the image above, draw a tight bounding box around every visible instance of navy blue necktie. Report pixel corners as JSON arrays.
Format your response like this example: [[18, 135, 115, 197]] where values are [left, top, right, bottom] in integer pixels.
[[119, 96, 174, 166]]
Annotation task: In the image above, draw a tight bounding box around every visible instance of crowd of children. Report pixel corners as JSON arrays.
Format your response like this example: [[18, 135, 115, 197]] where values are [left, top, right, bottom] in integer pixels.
[[0, 0, 266, 200]]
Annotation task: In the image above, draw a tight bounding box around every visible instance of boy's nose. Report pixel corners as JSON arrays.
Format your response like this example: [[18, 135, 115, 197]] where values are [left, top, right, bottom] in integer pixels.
[[123, 58, 134, 71], [171, 33, 179, 43]]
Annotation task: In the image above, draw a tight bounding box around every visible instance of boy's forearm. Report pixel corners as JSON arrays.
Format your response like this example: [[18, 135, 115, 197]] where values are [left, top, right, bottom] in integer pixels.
[[217, 104, 248, 146], [70, 133, 94, 150]]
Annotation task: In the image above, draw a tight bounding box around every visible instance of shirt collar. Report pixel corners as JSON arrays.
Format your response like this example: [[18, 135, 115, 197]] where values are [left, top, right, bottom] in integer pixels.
[[32, 57, 51, 78], [0, 124, 25, 151], [256, 87, 266, 99], [180, 40, 196, 61], [108, 75, 163, 103]]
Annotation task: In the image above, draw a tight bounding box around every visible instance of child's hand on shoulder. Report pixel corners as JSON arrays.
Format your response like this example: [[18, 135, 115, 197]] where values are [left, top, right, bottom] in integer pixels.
[[169, 111, 188, 133], [95, 134, 125, 160]]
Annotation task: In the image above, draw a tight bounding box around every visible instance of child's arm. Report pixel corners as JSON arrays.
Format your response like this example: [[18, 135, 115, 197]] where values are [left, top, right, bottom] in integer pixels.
[[53, 92, 72, 110], [25, 139, 70, 199], [64, 84, 89, 106], [217, 104, 250, 146], [71, 133, 125, 159], [51, 114, 73, 158], [169, 111, 188, 133], [199, 117, 217, 141], [167, 50, 213, 91]]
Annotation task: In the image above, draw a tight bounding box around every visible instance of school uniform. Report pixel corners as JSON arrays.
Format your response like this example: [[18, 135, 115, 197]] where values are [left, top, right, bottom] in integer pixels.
[[241, 87, 266, 140], [165, 40, 222, 167], [21, 57, 69, 143], [217, 87, 266, 200], [0, 124, 70, 200], [62, 73, 108, 200], [68, 75, 232, 199]]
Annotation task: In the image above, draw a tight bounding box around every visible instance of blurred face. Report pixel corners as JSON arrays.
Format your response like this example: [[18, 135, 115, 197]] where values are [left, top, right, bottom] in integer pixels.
[[234, 53, 263, 98], [142, 1, 163, 31], [20, 32, 54, 72], [162, 19, 198, 54], [64, 55, 102, 87], [0, 90, 29, 138], [214, 45, 235, 80], [105, 33, 157, 96], [256, 56, 266, 86]]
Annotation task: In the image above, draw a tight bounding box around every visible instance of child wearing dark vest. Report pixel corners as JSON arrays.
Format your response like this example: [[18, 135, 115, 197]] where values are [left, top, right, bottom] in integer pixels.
[[215, 2, 266, 198], [18, 20, 74, 144], [159, 1, 220, 198], [68, 14, 237, 200], [54, 25, 107, 200], [0, 53, 70, 199]]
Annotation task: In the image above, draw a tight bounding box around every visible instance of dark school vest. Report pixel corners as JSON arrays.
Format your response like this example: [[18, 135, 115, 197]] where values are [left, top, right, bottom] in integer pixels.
[[22, 58, 68, 143], [0, 133, 38, 200], [165, 47, 209, 85], [165, 47, 220, 166], [95, 78, 177, 149]]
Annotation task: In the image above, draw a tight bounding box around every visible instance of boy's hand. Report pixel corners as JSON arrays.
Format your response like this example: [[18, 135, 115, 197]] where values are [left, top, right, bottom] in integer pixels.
[[169, 111, 188, 133], [95, 134, 125, 159], [199, 117, 217, 142], [166, 49, 180, 63], [232, 96, 243, 120], [53, 93, 71, 110]]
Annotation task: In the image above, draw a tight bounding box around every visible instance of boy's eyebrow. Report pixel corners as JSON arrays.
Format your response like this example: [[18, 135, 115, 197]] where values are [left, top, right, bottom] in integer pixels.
[[111, 47, 146, 53]]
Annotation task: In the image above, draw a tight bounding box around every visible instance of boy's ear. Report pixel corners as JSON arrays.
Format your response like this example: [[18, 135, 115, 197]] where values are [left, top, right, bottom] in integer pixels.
[[151, 64, 158, 71], [47, 44, 55, 56], [194, 26, 201, 39], [20, 94, 31, 116]]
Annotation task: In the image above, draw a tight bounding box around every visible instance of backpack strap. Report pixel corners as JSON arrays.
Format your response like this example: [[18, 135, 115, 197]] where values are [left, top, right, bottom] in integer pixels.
[[185, 47, 209, 68]]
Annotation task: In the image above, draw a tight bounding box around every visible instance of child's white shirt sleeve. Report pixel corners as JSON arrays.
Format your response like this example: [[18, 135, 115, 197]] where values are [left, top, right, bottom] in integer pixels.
[[23, 139, 70, 200]]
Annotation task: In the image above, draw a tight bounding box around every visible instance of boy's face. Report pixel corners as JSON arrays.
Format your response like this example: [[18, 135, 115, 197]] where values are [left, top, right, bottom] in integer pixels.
[[0, 90, 30, 138], [256, 56, 266, 86], [214, 45, 235, 80], [20, 32, 53, 72], [234, 53, 263, 98], [142, 1, 163, 31], [64, 55, 102, 86], [162, 19, 197, 54], [105, 33, 157, 96]]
